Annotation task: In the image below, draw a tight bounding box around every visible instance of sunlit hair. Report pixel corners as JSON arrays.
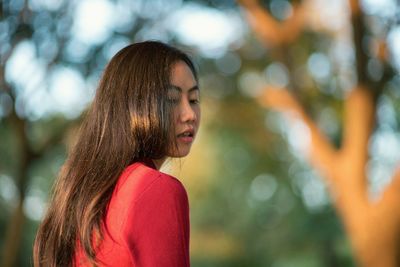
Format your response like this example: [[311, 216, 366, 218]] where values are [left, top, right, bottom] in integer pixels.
[[33, 41, 198, 267]]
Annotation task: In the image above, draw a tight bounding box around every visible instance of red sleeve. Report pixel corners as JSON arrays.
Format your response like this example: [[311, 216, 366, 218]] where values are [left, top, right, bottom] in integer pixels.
[[123, 175, 190, 267]]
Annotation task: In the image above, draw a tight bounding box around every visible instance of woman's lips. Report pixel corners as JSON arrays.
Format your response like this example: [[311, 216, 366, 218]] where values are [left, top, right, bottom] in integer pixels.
[[177, 129, 195, 143], [178, 135, 194, 143]]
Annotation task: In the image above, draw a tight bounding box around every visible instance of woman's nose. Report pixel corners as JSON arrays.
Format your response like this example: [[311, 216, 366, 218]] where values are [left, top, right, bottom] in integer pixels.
[[179, 101, 196, 123]]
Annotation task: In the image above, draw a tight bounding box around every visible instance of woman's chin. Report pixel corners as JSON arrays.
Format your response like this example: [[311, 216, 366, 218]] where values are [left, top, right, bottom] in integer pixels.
[[169, 148, 191, 158]]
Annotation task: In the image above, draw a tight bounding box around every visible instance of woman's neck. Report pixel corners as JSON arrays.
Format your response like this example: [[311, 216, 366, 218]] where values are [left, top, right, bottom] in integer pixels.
[[152, 158, 166, 170]]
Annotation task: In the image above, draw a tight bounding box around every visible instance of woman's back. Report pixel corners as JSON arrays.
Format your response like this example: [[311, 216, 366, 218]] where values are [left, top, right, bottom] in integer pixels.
[[74, 161, 190, 267]]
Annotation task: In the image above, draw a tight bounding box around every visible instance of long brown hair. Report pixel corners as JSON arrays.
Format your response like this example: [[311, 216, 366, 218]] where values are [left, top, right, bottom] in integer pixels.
[[33, 41, 197, 267]]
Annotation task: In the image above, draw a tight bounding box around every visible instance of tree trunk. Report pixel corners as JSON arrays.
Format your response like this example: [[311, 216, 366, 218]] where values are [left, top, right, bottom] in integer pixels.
[[1, 200, 26, 267]]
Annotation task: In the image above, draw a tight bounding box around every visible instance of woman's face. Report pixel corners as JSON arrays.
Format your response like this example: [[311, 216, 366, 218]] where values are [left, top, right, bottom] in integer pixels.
[[167, 60, 201, 158]]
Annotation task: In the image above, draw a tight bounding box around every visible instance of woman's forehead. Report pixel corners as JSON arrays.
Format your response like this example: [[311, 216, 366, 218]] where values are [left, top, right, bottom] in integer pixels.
[[171, 61, 196, 84]]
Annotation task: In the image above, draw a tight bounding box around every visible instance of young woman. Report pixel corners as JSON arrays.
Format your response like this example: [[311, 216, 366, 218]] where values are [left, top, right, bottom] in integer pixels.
[[33, 41, 201, 267]]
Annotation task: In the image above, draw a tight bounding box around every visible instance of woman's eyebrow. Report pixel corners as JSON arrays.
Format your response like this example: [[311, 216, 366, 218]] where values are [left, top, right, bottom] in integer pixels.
[[169, 85, 199, 92]]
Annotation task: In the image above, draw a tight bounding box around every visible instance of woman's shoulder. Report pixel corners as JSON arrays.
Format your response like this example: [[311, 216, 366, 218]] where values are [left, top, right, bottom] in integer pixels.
[[115, 161, 187, 205], [104, 161, 188, 235]]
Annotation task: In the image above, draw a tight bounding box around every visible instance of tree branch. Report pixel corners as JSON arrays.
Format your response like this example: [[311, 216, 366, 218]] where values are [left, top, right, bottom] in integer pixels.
[[340, 86, 375, 197], [258, 87, 338, 178], [348, 0, 369, 84], [380, 168, 400, 213], [238, 0, 307, 47]]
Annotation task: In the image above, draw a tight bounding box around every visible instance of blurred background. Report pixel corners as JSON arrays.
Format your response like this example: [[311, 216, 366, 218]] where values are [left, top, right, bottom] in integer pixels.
[[1, 0, 400, 266]]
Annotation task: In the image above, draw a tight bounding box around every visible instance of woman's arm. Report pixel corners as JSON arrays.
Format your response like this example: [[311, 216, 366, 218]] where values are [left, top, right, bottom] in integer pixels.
[[123, 175, 190, 267]]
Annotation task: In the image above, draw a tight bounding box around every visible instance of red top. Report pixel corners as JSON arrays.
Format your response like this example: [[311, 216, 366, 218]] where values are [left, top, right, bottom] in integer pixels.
[[74, 161, 190, 267]]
